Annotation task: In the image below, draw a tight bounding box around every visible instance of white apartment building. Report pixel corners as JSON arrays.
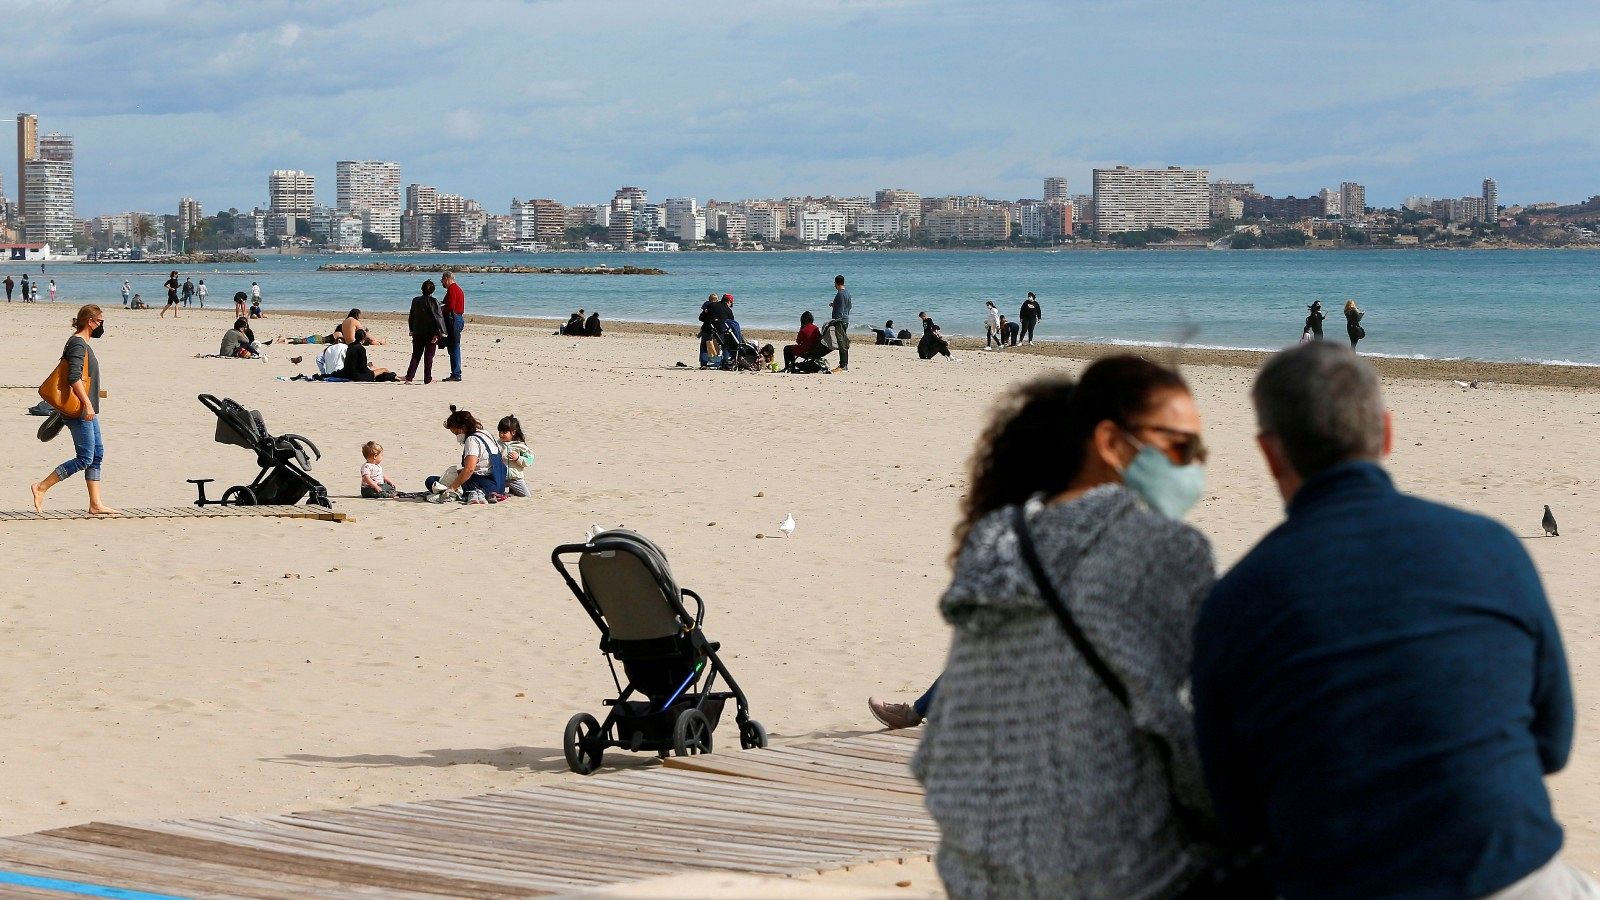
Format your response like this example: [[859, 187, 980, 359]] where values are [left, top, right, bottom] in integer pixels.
[[360, 208, 400, 246], [1208, 181, 1255, 219], [178, 197, 203, 243], [406, 183, 439, 214], [269, 170, 315, 216], [1482, 179, 1498, 220], [308, 206, 337, 242], [924, 207, 1012, 243], [334, 214, 364, 250], [234, 212, 266, 245], [22, 158, 74, 247], [663, 198, 698, 235], [1339, 182, 1366, 220], [336, 161, 401, 243], [715, 210, 748, 243], [1318, 188, 1342, 217], [1091, 166, 1210, 233], [1044, 177, 1069, 202], [798, 209, 847, 242], [1017, 202, 1046, 239], [856, 210, 906, 238], [676, 209, 706, 243]]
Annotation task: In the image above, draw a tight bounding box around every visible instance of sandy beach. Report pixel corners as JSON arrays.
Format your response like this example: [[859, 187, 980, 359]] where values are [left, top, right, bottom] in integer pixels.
[[1, 300, 1596, 888]]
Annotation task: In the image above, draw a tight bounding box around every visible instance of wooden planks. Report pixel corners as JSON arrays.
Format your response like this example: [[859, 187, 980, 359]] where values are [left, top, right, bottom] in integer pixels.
[[0, 505, 348, 523], [0, 731, 932, 898]]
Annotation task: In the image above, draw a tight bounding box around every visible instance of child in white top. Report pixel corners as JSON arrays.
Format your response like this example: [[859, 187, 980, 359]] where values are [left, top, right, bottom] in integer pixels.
[[359, 441, 396, 498], [498, 415, 533, 498]]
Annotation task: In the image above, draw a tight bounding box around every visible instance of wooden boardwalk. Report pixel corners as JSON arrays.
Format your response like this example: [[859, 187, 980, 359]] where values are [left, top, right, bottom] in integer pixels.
[[0, 732, 930, 898], [0, 505, 348, 523]]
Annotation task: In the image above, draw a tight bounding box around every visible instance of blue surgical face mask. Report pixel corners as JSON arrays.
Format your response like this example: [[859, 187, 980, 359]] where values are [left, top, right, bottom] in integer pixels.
[[1117, 432, 1206, 520]]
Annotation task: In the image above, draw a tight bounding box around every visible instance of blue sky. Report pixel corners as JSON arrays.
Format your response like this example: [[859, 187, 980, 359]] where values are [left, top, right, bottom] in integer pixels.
[[9, 0, 1600, 216]]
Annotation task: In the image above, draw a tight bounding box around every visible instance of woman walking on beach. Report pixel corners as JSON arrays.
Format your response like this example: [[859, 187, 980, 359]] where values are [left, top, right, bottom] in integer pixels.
[[983, 300, 1003, 350], [32, 305, 117, 515], [1344, 299, 1366, 349], [1019, 292, 1043, 345], [406, 280, 447, 384], [912, 356, 1227, 898]]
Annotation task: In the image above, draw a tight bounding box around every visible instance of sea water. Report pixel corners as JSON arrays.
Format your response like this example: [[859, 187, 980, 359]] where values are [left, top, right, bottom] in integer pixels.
[[29, 249, 1600, 365]]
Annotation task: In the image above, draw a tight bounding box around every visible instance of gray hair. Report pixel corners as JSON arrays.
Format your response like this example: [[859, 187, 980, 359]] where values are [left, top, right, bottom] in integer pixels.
[[1251, 343, 1385, 478]]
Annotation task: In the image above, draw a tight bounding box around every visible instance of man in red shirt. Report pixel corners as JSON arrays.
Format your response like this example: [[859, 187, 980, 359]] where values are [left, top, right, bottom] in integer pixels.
[[441, 271, 466, 381]]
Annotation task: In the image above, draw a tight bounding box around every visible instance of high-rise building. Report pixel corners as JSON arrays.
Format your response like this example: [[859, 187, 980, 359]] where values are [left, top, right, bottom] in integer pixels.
[[1339, 182, 1366, 220], [797, 209, 847, 242], [406, 183, 439, 214], [335, 161, 400, 243], [23, 158, 75, 247], [1044, 177, 1069, 203], [268, 170, 315, 216], [676, 209, 706, 243], [1208, 181, 1255, 220], [923, 207, 1012, 243], [16, 113, 37, 220], [1017, 201, 1047, 239], [856, 210, 906, 238], [178, 197, 203, 246], [38, 132, 73, 164], [1243, 194, 1326, 219], [1092, 166, 1209, 233], [1318, 187, 1343, 217], [510, 198, 567, 245], [663, 198, 698, 234], [1482, 178, 1498, 222], [744, 204, 782, 242]]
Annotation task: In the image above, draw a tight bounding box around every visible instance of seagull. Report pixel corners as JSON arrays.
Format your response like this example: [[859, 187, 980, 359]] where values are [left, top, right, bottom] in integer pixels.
[[1543, 506, 1559, 537], [778, 513, 796, 537], [586, 523, 609, 541]]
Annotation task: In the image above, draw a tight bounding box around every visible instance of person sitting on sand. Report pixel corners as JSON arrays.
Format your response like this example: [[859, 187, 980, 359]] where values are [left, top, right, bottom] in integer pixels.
[[359, 441, 398, 498], [316, 333, 349, 377], [426, 406, 505, 504], [333, 330, 392, 381], [219, 318, 261, 359], [340, 309, 386, 346], [250, 297, 265, 319], [783, 310, 824, 371], [583, 311, 603, 336], [130, 293, 148, 310], [874, 320, 899, 344], [917, 311, 955, 361], [557, 310, 586, 336], [498, 415, 533, 498]]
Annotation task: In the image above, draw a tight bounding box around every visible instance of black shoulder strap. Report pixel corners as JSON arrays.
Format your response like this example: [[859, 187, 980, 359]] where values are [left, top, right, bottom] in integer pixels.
[[1011, 505, 1132, 709]]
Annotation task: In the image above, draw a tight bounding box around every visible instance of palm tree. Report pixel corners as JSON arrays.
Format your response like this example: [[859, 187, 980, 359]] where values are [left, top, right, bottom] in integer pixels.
[[132, 215, 154, 249]]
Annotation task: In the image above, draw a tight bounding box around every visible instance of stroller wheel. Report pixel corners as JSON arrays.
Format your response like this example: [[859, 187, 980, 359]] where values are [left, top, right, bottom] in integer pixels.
[[671, 709, 713, 757], [738, 719, 768, 750], [221, 485, 257, 506], [563, 713, 603, 775]]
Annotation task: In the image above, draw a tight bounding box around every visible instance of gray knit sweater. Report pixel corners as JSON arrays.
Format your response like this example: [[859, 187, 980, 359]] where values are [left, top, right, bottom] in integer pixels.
[[911, 485, 1220, 899]]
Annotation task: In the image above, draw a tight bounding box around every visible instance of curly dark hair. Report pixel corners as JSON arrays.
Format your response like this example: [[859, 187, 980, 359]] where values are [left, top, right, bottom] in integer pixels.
[[951, 355, 1189, 559], [444, 404, 482, 433]]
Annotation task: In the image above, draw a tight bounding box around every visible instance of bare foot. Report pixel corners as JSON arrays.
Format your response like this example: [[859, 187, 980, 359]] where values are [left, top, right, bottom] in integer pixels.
[[30, 482, 46, 513], [88, 506, 121, 516]]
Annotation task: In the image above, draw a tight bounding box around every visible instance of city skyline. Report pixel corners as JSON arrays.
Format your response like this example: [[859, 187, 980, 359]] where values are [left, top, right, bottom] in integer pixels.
[[4, 1, 1600, 215]]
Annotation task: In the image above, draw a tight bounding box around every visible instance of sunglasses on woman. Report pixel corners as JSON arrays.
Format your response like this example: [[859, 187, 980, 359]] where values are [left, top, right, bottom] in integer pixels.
[[1124, 422, 1208, 466]]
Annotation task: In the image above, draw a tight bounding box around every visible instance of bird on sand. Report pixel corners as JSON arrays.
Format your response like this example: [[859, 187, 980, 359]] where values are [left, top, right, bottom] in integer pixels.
[[1542, 506, 1559, 537], [778, 513, 796, 537]]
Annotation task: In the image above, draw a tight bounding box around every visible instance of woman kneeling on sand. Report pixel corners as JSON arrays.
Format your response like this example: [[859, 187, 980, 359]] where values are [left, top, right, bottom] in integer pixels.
[[911, 356, 1230, 897], [33, 305, 118, 515]]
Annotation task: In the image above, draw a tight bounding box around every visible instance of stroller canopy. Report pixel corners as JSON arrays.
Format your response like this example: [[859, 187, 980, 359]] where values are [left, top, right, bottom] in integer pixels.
[[578, 530, 688, 642]]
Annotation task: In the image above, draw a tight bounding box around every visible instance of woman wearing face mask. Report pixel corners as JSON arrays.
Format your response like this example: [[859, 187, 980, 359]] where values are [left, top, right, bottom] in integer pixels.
[[911, 355, 1230, 899], [32, 305, 118, 515], [424, 406, 505, 504]]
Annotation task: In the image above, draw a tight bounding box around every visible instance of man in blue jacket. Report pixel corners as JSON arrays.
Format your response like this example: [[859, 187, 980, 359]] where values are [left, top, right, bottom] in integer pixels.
[[1192, 342, 1585, 899]]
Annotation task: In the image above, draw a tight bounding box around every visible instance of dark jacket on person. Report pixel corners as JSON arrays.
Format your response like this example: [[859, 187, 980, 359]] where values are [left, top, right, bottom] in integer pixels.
[[1346, 308, 1364, 337], [1192, 462, 1573, 900], [409, 294, 447, 341], [62, 335, 100, 414], [1304, 308, 1325, 337], [1020, 298, 1042, 322], [560, 313, 584, 335], [335, 342, 376, 382], [918, 318, 949, 359], [698, 298, 732, 340], [583, 313, 603, 336]]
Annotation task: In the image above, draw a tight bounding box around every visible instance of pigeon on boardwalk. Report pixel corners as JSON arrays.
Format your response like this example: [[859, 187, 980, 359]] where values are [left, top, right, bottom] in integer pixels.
[[778, 513, 796, 537], [1542, 506, 1559, 537]]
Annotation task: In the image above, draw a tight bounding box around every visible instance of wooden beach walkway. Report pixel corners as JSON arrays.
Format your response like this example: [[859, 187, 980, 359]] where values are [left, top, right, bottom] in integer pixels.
[[0, 505, 349, 523], [0, 731, 931, 898]]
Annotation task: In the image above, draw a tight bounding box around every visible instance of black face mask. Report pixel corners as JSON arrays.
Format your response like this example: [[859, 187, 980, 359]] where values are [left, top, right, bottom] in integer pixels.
[[91, 324, 105, 339]]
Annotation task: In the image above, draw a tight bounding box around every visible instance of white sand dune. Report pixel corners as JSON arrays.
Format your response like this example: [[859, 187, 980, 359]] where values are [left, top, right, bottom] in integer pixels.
[[0, 301, 1595, 884]]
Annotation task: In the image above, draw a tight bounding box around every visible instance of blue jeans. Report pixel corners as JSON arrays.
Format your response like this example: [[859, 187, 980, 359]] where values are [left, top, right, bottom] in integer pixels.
[[913, 677, 940, 718], [448, 313, 465, 377], [57, 416, 104, 481]]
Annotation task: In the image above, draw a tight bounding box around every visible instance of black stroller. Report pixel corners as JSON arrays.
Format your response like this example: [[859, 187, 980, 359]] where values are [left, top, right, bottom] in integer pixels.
[[552, 529, 766, 774], [189, 394, 329, 508], [714, 322, 764, 372]]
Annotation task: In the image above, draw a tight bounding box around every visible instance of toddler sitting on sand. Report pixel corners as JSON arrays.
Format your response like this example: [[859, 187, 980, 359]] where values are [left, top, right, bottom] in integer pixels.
[[359, 441, 397, 498], [498, 415, 534, 498]]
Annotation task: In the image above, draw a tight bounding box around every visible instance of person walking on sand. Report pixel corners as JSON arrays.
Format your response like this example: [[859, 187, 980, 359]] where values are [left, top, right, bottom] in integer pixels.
[[1303, 300, 1325, 341], [196, 279, 208, 308], [48, 279, 56, 302], [1344, 299, 1365, 350], [32, 305, 117, 516], [160, 271, 180, 318], [20, 273, 31, 303], [911, 356, 1234, 898], [4, 274, 13, 302], [1193, 343, 1583, 900], [405, 279, 447, 384], [983, 300, 1003, 350], [829, 274, 852, 371], [1019, 291, 1043, 345], [441, 270, 466, 381], [181, 277, 194, 308], [120, 280, 131, 308]]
